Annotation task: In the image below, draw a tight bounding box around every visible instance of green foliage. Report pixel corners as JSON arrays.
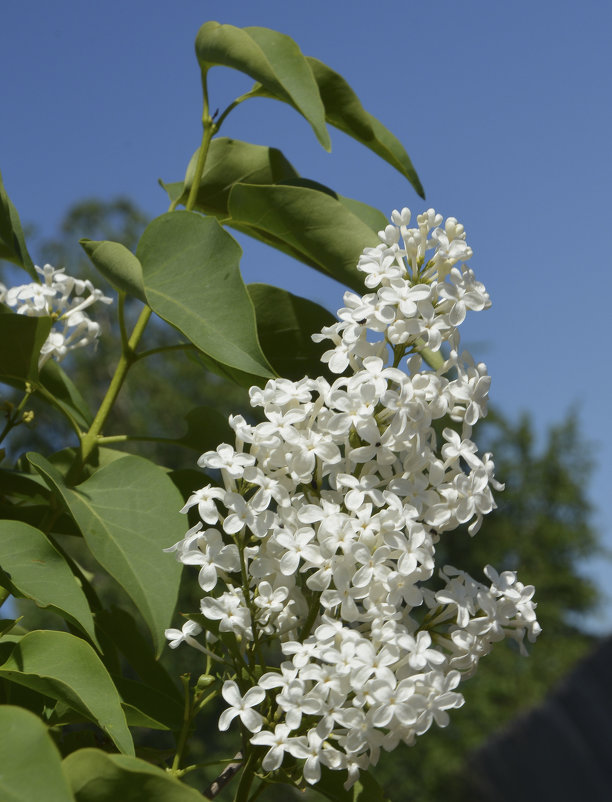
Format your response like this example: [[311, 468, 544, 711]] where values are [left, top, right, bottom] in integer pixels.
[[28, 453, 184, 656], [64, 749, 205, 801], [0, 314, 52, 383], [0, 630, 134, 754], [195, 22, 331, 151], [0, 169, 35, 278], [0, 706, 75, 802], [137, 211, 274, 379], [0, 520, 98, 645]]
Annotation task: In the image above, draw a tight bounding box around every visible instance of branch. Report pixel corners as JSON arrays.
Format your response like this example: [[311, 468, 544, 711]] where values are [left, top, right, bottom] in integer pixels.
[[203, 752, 243, 800]]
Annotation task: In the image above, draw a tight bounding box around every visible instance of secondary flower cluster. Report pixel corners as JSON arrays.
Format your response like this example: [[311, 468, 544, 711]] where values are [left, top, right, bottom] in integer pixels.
[[0, 264, 112, 366], [166, 208, 540, 789]]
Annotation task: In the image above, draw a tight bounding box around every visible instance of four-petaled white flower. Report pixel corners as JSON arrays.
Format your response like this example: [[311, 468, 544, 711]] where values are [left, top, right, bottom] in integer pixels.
[[218, 680, 266, 733]]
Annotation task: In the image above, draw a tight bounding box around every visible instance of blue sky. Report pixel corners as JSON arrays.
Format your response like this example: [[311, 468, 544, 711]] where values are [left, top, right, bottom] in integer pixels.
[[1, 1, 611, 628]]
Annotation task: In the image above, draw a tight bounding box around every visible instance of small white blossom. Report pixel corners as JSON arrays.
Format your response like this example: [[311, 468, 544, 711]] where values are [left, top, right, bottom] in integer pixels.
[[2, 264, 112, 367]]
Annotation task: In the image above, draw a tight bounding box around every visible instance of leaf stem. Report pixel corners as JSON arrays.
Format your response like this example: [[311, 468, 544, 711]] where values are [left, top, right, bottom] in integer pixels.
[[0, 384, 34, 445], [234, 749, 258, 802], [185, 69, 218, 213], [67, 304, 151, 483], [215, 89, 257, 130], [133, 342, 194, 361], [171, 674, 194, 774]]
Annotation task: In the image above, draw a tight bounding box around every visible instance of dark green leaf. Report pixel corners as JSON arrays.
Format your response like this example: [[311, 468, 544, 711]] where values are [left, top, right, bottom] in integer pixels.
[[138, 211, 274, 378], [179, 137, 299, 216], [80, 239, 146, 302], [114, 675, 183, 731], [0, 170, 36, 277], [0, 520, 98, 646], [64, 748, 205, 801], [39, 359, 93, 430], [95, 607, 181, 702], [250, 56, 424, 197], [0, 313, 52, 383], [0, 706, 75, 802], [28, 453, 184, 656], [248, 283, 336, 380], [0, 618, 21, 637], [174, 405, 235, 452], [228, 184, 380, 292], [196, 22, 330, 150], [0, 630, 134, 755], [307, 57, 423, 198]]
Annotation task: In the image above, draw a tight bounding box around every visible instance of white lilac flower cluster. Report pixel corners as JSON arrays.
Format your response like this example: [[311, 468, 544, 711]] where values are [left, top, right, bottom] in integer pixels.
[[165, 208, 540, 788], [0, 264, 112, 367]]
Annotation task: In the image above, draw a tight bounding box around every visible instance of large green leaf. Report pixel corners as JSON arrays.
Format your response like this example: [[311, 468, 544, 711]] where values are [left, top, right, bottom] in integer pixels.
[[248, 283, 336, 380], [64, 749, 205, 802], [196, 22, 330, 150], [0, 520, 98, 646], [137, 211, 274, 378], [79, 239, 146, 302], [228, 183, 380, 292], [28, 453, 184, 656], [0, 170, 36, 277], [0, 313, 52, 383], [179, 137, 299, 216], [0, 706, 75, 802], [251, 57, 424, 198], [0, 630, 134, 755]]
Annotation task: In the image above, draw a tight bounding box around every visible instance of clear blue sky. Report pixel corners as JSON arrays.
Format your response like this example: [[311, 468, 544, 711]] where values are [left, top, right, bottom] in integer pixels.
[[2, 1, 611, 628]]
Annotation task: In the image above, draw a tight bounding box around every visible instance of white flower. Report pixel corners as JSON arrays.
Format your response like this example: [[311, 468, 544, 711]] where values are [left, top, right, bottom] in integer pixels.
[[218, 681, 266, 733], [166, 206, 540, 789], [250, 723, 294, 771], [2, 264, 112, 367]]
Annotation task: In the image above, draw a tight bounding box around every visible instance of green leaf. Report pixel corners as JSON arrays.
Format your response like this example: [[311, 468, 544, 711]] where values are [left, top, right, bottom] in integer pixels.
[[228, 183, 380, 292], [196, 22, 330, 150], [248, 283, 336, 380], [337, 195, 389, 233], [39, 359, 93, 430], [137, 211, 274, 378], [0, 520, 99, 647], [0, 706, 75, 802], [174, 405, 235, 452], [0, 170, 36, 277], [95, 607, 181, 703], [179, 137, 299, 216], [0, 313, 52, 383], [305, 56, 423, 197], [0, 630, 134, 755], [0, 618, 20, 638], [64, 749, 205, 801], [115, 675, 183, 731], [79, 239, 146, 302], [28, 453, 184, 657], [250, 56, 424, 197]]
